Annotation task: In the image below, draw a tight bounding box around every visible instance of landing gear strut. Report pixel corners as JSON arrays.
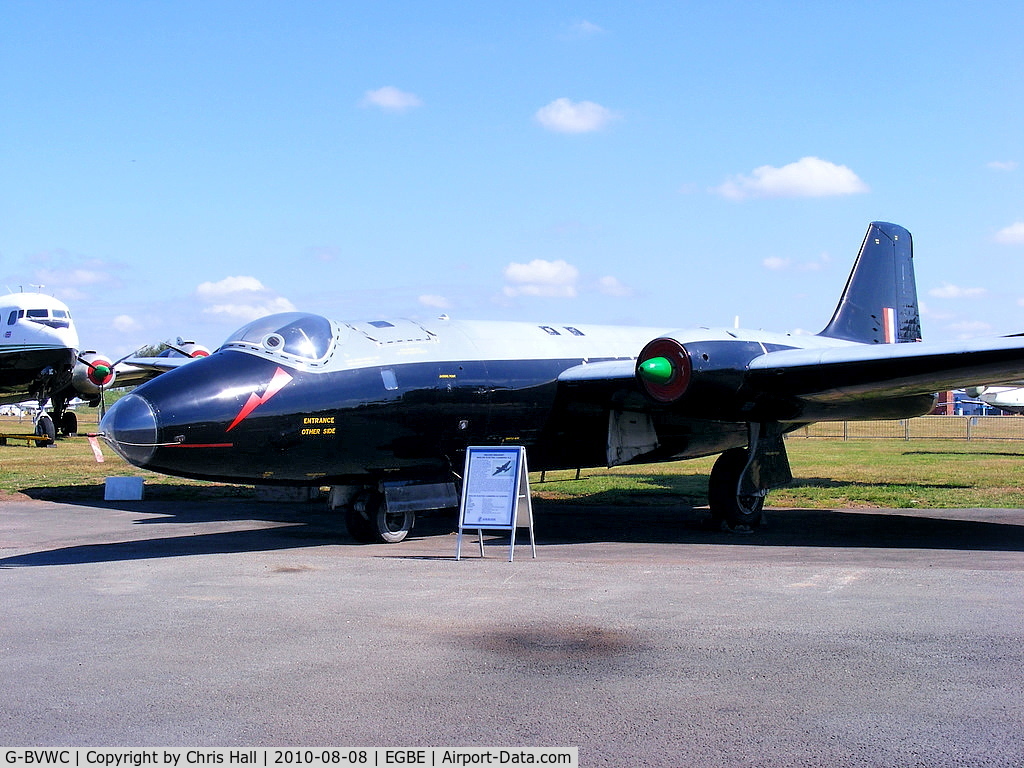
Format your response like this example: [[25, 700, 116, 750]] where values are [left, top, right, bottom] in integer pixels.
[[708, 447, 765, 530], [708, 422, 793, 531]]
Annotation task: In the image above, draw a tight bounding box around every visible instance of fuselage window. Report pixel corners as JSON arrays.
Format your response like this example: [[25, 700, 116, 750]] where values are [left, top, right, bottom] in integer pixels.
[[381, 369, 399, 391], [7, 311, 16, 325]]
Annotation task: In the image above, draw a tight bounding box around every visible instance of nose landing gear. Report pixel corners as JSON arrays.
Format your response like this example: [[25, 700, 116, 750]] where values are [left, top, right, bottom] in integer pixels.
[[344, 489, 416, 544]]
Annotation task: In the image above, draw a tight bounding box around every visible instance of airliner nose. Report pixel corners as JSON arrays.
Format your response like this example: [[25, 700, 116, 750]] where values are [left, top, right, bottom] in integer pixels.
[[100, 393, 158, 467]]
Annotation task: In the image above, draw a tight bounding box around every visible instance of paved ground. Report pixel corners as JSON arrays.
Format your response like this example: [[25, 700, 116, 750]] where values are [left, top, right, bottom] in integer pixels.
[[2, 493, 1023, 767]]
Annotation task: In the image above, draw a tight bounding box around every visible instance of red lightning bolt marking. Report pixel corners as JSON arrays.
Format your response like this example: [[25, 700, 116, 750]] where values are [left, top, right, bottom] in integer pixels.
[[226, 367, 294, 432]]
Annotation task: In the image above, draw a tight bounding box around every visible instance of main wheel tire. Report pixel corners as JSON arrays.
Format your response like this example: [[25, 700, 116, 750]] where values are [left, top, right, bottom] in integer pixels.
[[61, 411, 78, 437], [372, 503, 414, 544], [344, 489, 415, 543], [709, 447, 765, 531]]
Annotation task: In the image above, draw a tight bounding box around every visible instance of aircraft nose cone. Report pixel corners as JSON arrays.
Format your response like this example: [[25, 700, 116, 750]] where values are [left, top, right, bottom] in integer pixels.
[[100, 393, 158, 467]]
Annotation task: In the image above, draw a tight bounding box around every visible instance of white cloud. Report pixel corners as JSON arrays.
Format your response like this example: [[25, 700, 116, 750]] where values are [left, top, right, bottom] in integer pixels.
[[27, 252, 121, 300], [112, 314, 142, 333], [762, 251, 830, 272], [195, 275, 295, 322], [418, 294, 451, 310], [763, 257, 791, 271], [987, 160, 1018, 171], [596, 275, 633, 297], [918, 300, 955, 322], [196, 275, 266, 298], [535, 98, 618, 134], [948, 320, 993, 338], [565, 20, 605, 38], [361, 86, 423, 112], [39, 268, 108, 286], [929, 282, 987, 299], [204, 297, 297, 323], [503, 259, 579, 298], [714, 156, 869, 200], [994, 222, 1024, 245]]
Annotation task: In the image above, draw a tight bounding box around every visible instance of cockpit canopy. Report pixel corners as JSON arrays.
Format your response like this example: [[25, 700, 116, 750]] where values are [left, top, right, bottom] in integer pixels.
[[219, 312, 335, 361]]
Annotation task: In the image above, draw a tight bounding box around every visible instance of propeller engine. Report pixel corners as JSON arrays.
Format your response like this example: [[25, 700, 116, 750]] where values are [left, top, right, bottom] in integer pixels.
[[162, 338, 210, 358], [72, 351, 116, 401]]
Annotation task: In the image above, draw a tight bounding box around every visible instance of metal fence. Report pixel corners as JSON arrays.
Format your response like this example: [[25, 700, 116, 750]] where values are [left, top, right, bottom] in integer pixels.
[[788, 415, 1024, 441]]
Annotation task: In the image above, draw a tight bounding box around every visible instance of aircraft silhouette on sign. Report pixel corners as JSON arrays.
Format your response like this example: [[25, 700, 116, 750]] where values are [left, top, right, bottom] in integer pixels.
[[101, 223, 1024, 542]]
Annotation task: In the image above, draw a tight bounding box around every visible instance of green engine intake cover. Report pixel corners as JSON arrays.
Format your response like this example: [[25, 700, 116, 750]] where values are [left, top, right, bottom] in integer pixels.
[[638, 356, 674, 384]]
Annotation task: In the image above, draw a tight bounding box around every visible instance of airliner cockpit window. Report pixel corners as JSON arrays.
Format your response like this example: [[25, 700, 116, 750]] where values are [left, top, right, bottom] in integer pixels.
[[221, 312, 334, 361], [22, 309, 71, 329]]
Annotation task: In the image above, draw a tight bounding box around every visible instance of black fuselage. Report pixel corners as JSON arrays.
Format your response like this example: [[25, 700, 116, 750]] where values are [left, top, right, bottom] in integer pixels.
[[103, 348, 748, 486]]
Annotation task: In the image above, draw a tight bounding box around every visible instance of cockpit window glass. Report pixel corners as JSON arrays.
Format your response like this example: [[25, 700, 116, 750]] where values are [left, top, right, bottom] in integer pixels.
[[22, 308, 71, 329], [221, 312, 334, 361]]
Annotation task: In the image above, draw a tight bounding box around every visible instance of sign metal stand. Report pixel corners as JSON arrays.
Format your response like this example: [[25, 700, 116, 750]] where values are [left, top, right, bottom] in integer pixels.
[[455, 446, 536, 562]]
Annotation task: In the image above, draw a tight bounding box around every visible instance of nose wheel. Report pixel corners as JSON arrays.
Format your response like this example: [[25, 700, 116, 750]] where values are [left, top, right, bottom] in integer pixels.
[[344, 489, 415, 543]]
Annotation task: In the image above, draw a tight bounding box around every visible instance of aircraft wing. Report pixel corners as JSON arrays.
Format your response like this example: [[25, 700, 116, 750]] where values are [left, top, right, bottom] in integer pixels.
[[746, 336, 1024, 402], [112, 356, 196, 389], [558, 336, 1024, 422]]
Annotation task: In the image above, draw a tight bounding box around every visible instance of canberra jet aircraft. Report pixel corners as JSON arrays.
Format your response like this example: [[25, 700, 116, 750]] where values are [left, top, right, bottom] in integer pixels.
[[101, 222, 1024, 542]]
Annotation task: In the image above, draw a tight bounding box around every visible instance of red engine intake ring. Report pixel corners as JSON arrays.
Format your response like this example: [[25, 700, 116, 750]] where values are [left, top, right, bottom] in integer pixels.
[[636, 338, 692, 403], [87, 359, 114, 387]]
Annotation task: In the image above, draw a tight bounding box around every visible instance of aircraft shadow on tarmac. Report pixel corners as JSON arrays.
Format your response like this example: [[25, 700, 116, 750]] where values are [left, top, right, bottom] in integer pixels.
[[3, 482, 1024, 568]]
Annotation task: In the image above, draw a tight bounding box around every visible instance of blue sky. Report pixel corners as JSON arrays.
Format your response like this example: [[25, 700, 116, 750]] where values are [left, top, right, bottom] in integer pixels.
[[2, 1, 1023, 357]]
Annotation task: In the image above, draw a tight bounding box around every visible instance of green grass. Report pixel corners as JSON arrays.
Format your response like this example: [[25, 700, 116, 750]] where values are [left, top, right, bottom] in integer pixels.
[[3, 411, 1023, 508], [533, 439, 1024, 509], [0, 410, 253, 500]]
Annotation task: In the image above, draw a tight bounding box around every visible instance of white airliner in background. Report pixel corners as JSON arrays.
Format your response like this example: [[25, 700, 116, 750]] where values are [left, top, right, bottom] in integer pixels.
[[0, 291, 80, 439], [1, 290, 206, 441]]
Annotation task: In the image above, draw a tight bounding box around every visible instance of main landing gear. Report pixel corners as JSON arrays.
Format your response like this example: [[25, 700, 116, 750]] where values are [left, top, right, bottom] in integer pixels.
[[707, 423, 793, 532], [708, 447, 765, 530]]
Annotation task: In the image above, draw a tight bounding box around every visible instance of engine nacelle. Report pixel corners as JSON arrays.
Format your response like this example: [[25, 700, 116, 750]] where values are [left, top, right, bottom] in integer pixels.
[[72, 351, 115, 397], [164, 339, 210, 358], [635, 336, 767, 418]]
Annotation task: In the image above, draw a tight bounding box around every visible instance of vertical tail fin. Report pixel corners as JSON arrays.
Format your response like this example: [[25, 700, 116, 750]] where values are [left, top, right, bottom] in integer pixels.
[[818, 221, 921, 344]]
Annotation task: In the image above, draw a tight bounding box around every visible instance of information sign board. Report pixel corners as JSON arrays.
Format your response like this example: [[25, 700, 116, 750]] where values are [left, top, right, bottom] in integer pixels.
[[456, 446, 536, 561]]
